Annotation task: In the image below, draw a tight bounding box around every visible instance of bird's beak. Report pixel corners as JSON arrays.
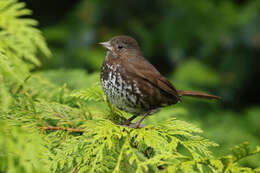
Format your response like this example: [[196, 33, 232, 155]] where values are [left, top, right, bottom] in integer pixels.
[[99, 41, 112, 51]]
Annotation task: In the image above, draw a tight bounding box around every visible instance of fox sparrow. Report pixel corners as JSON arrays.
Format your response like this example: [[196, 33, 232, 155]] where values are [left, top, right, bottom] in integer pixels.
[[100, 35, 220, 128]]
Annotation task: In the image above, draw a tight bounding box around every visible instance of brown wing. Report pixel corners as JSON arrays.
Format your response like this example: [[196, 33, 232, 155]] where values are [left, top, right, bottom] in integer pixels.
[[122, 53, 180, 105]]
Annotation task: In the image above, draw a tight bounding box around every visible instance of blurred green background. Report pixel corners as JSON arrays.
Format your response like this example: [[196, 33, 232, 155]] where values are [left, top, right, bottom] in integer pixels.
[[22, 0, 260, 167]]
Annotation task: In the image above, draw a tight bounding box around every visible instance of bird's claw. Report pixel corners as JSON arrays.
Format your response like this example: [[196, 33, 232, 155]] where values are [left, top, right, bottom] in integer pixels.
[[115, 122, 145, 129], [127, 123, 145, 128], [120, 120, 131, 126]]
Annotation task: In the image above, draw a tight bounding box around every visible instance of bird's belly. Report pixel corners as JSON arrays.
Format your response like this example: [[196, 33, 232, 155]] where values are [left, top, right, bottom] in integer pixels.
[[101, 70, 145, 115], [101, 80, 145, 115], [107, 89, 143, 115]]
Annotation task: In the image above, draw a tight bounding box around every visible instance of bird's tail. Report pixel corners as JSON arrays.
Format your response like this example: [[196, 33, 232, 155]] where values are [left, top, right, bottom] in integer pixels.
[[177, 90, 220, 100]]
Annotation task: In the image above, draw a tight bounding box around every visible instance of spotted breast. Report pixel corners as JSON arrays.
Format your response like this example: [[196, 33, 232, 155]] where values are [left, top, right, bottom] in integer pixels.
[[100, 53, 146, 115]]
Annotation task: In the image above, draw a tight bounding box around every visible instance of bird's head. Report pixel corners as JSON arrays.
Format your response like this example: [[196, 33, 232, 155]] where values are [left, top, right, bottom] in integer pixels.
[[100, 35, 140, 57]]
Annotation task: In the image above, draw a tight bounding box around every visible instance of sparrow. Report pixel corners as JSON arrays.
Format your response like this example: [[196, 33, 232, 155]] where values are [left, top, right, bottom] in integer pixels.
[[100, 35, 220, 128]]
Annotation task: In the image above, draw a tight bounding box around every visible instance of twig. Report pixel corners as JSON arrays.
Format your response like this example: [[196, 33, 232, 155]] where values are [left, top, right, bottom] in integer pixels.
[[39, 126, 85, 133]]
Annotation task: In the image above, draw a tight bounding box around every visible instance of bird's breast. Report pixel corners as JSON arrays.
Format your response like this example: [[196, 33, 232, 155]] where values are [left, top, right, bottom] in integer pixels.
[[101, 62, 147, 115]]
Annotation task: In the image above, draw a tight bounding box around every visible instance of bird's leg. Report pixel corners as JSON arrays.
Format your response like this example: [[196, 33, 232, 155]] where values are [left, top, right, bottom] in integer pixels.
[[120, 114, 138, 125], [128, 111, 151, 129]]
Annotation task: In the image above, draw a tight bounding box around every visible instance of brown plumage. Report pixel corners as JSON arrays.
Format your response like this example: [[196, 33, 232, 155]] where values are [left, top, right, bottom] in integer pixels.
[[100, 35, 220, 128]]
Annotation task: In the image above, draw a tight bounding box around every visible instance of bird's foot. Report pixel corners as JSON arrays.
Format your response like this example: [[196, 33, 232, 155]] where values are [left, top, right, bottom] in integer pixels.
[[115, 122, 145, 129], [115, 112, 149, 128], [120, 119, 131, 126], [114, 120, 131, 127], [114, 123, 128, 127], [127, 123, 145, 129]]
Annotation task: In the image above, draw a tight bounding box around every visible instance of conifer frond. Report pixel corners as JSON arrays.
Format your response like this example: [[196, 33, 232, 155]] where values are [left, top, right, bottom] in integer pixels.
[[0, 75, 12, 112], [0, 0, 51, 66], [5, 79, 260, 173], [24, 74, 70, 103], [46, 116, 219, 172], [0, 120, 49, 173], [71, 83, 106, 102], [0, 52, 27, 83], [0, 0, 50, 111], [231, 142, 260, 162]]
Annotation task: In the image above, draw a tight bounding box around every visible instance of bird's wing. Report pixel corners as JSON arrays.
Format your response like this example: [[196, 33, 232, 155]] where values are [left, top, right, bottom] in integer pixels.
[[124, 55, 180, 101]]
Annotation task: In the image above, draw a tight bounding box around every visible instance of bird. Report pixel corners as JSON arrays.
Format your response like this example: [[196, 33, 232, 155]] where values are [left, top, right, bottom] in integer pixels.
[[100, 35, 220, 128]]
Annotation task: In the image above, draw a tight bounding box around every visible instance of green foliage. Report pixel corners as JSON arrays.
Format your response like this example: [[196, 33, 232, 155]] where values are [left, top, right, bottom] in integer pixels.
[[0, 0, 50, 111], [191, 108, 260, 168], [0, 121, 49, 173], [71, 83, 105, 102], [51, 119, 217, 173], [0, 0, 50, 67], [0, 1, 260, 173], [172, 59, 221, 90], [36, 69, 99, 89], [56, 85, 259, 173]]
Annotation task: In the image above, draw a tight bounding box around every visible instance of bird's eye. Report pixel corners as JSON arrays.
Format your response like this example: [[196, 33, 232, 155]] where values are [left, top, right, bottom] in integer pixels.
[[118, 45, 123, 49]]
